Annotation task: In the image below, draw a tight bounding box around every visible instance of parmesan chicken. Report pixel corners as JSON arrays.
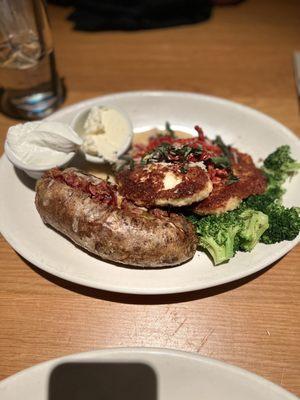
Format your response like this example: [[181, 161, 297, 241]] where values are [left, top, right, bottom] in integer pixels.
[[116, 162, 212, 207], [193, 150, 267, 215]]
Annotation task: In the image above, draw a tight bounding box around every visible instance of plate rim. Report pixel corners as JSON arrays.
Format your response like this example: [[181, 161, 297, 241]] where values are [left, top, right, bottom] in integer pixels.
[[0, 90, 299, 295], [47, 90, 300, 148], [0, 347, 297, 399]]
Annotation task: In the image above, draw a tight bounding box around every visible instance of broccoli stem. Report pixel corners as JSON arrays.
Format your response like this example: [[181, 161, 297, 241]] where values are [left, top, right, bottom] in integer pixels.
[[199, 237, 229, 265], [199, 226, 240, 265]]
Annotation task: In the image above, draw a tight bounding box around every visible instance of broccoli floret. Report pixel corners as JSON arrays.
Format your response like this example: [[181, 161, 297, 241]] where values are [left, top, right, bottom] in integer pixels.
[[262, 146, 300, 195], [238, 209, 269, 251], [260, 205, 300, 244], [188, 212, 241, 265], [244, 195, 300, 244], [188, 208, 269, 264], [263, 145, 300, 176], [244, 192, 300, 243], [244, 192, 278, 213], [264, 185, 286, 202]]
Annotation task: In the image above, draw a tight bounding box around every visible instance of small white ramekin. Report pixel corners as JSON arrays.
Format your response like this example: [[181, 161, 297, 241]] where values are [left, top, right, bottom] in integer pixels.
[[4, 140, 76, 180], [70, 104, 133, 163]]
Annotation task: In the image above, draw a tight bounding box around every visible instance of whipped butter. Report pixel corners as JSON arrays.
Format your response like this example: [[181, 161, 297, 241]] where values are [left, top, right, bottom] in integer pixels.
[[6, 121, 82, 168], [81, 106, 132, 161]]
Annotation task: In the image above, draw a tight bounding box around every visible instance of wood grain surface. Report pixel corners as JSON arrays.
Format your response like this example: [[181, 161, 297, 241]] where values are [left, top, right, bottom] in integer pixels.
[[0, 0, 299, 395]]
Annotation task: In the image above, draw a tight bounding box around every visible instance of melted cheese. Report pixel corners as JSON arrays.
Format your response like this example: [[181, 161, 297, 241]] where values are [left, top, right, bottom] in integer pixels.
[[188, 161, 207, 170], [163, 172, 182, 190]]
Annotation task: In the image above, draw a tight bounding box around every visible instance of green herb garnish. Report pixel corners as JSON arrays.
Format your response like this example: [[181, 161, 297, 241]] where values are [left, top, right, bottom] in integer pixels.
[[210, 156, 230, 169], [226, 173, 239, 185], [129, 158, 135, 170], [213, 135, 232, 159], [141, 143, 171, 164], [180, 145, 193, 158], [165, 121, 175, 138], [173, 144, 202, 159], [141, 143, 202, 165], [180, 165, 188, 174]]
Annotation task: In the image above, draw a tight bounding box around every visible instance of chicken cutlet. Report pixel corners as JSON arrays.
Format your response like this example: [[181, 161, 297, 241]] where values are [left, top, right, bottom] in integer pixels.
[[192, 149, 267, 215], [116, 162, 213, 207], [116, 125, 266, 211]]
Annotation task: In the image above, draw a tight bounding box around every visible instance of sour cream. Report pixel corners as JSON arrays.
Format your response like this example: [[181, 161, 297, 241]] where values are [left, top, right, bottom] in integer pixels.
[[6, 121, 82, 168], [79, 106, 133, 162]]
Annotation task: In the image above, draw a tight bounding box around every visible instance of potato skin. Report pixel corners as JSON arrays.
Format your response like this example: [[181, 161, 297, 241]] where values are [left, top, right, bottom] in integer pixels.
[[35, 169, 197, 268]]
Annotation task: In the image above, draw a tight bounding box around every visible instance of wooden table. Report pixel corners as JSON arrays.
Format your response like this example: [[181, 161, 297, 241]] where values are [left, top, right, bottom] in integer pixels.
[[0, 0, 299, 395]]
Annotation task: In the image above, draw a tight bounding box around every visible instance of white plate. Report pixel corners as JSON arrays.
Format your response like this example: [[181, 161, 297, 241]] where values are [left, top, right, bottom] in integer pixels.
[[0, 91, 299, 294], [0, 347, 297, 399]]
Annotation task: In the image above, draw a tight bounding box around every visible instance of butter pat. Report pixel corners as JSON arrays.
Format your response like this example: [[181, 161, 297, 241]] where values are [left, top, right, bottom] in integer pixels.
[[83, 106, 105, 135], [81, 106, 132, 162]]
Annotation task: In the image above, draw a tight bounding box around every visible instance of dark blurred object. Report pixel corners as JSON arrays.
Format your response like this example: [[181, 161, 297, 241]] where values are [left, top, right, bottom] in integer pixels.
[[49, 362, 157, 400], [48, 0, 213, 31], [212, 0, 244, 4]]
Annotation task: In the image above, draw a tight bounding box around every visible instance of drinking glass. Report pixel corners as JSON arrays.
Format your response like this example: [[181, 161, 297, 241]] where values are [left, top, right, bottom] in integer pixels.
[[0, 0, 65, 120]]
